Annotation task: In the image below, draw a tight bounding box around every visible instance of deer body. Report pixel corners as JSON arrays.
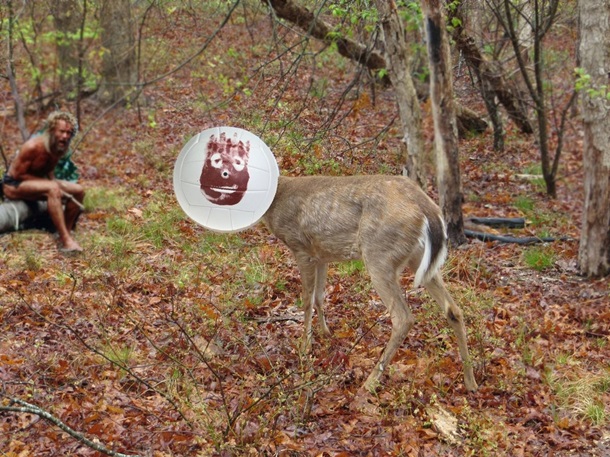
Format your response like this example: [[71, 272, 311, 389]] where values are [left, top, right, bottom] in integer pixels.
[[262, 175, 477, 392]]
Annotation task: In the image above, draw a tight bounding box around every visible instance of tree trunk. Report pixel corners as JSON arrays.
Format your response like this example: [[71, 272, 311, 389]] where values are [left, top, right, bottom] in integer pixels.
[[374, 0, 425, 186], [422, 0, 466, 246], [97, 0, 137, 104], [6, 0, 29, 141], [578, 0, 610, 277], [51, 0, 82, 98], [489, 0, 561, 197]]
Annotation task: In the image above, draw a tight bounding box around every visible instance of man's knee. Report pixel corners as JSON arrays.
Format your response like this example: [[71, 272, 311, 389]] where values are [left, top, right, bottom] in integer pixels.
[[48, 182, 63, 200], [64, 183, 84, 200]]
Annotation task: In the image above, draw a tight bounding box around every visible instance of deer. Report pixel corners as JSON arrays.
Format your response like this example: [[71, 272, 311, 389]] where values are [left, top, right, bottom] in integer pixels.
[[262, 175, 478, 392]]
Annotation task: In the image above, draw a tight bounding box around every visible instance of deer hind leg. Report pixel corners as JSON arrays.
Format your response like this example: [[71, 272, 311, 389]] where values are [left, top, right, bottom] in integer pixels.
[[424, 273, 478, 391], [295, 256, 329, 352], [363, 263, 415, 392]]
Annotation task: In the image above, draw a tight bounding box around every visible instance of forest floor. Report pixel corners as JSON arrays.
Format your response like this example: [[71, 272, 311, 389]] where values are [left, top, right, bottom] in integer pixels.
[[1, 4, 609, 457]]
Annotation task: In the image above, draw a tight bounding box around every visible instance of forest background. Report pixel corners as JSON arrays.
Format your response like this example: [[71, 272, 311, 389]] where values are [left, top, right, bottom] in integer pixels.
[[1, 0, 609, 456]]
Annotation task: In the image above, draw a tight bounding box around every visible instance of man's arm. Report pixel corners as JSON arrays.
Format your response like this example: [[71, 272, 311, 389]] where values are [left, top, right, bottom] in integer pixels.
[[8, 150, 37, 181], [9, 139, 52, 181]]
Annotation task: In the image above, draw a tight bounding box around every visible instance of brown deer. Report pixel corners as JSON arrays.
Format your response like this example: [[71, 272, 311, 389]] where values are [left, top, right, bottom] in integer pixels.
[[262, 175, 478, 392]]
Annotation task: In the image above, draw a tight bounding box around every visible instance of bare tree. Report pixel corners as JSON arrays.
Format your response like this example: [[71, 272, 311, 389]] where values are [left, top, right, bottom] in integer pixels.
[[5, 0, 29, 140], [422, 0, 466, 246], [487, 0, 575, 197], [374, 0, 425, 185], [97, 0, 137, 104], [449, 0, 535, 151], [51, 0, 83, 99], [578, 0, 610, 277]]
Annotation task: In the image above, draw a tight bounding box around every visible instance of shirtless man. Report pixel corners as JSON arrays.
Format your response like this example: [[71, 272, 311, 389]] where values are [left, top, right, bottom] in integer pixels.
[[2, 111, 85, 252]]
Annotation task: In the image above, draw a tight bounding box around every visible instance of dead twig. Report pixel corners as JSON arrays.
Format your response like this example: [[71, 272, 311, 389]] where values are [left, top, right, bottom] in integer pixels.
[[248, 314, 303, 323], [0, 397, 142, 457], [62, 191, 85, 211]]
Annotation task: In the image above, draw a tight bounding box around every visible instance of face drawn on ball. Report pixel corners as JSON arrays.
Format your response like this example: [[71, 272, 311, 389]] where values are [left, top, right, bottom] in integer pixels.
[[199, 132, 251, 206]]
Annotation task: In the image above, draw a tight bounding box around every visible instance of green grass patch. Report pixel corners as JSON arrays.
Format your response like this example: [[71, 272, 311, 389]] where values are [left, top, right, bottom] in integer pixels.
[[141, 201, 185, 248], [241, 256, 271, 287], [134, 136, 171, 173], [520, 164, 547, 192], [511, 194, 560, 230], [336, 259, 365, 277], [100, 343, 135, 379], [84, 186, 133, 212], [523, 246, 556, 271], [451, 284, 498, 374], [23, 245, 43, 271], [547, 367, 610, 426], [513, 195, 536, 213]]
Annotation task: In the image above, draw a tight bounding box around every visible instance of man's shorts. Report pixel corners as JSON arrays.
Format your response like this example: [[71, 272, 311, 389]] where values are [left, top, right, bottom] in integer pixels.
[[2, 174, 22, 187]]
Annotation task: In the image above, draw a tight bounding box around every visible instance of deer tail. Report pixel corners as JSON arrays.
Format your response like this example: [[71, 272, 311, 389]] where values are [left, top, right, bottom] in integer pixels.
[[413, 213, 448, 287]]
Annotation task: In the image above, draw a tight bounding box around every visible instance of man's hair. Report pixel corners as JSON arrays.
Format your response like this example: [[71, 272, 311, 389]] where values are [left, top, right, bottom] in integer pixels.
[[45, 111, 78, 139]]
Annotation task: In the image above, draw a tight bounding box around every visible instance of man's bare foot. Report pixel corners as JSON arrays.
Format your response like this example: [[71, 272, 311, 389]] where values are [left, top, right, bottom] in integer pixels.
[[59, 238, 83, 253]]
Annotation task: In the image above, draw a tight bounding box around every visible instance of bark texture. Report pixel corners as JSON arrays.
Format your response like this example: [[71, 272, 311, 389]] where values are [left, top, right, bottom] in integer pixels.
[[422, 0, 465, 246], [578, 0, 610, 277], [98, 0, 137, 104], [51, 0, 82, 97], [374, 0, 424, 185]]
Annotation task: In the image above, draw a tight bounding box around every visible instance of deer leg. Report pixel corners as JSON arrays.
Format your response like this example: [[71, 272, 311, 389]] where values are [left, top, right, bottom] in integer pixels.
[[313, 263, 331, 336], [295, 256, 319, 353], [363, 265, 415, 392], [424, 273, 478, 391]]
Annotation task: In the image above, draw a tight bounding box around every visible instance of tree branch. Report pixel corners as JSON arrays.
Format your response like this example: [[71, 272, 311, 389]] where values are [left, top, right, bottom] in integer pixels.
[[263, 0, 488, 137], [262, 0, 386, 72], [451, 0, 534, 134], [0, 397, 141, 457]]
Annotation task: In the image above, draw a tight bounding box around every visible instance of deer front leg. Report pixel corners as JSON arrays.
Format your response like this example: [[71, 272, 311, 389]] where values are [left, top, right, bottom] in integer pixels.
[[363, 266, 415, 392], [313, 263, 331, 337], [424, 273, 478, 392], [295, 256, 329, 353]]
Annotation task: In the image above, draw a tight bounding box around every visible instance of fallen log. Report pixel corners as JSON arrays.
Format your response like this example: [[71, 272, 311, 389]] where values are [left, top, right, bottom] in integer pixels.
[[464, 217, 570, 244], [464, 229, 564, 245], [466, 217, 526, 229], [0, 200, 54, 234]]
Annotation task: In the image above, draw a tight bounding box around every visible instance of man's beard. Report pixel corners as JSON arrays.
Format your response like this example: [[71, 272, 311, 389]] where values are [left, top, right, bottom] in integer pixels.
[[49, 132, 70, 155]]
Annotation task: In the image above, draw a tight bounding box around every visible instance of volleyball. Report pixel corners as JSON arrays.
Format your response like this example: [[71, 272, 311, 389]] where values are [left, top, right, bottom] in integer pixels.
[[173, 127, 279, 232]]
